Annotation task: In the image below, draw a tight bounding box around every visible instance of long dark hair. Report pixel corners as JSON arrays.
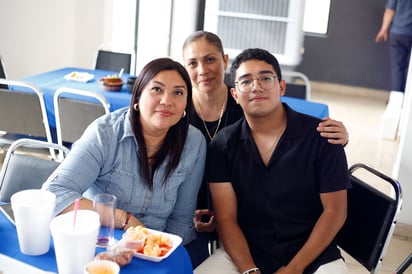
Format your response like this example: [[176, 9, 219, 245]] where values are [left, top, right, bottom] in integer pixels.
[[130, 58, 193, 190]]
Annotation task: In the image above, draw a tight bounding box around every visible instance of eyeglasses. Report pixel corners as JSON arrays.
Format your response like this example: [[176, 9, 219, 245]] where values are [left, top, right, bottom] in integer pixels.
[[235, 75, 277, 93]]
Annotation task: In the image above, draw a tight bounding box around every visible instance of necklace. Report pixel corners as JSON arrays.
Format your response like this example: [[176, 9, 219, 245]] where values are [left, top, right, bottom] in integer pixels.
[[196, 94, 227, 141], [263, 123, 286, 155], [257, 117, 287, 165]]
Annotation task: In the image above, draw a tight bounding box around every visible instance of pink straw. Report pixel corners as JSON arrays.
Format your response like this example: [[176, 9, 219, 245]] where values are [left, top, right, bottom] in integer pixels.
[[73, 198, 80, 230]]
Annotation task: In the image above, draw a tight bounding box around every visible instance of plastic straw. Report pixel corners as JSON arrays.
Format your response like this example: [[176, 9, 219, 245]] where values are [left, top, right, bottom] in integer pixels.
[[73, 198, 80, 230]]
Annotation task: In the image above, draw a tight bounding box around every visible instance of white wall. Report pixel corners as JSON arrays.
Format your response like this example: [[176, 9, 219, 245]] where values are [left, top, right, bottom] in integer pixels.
[[0, 0, 112, 79], [393, 53, 412, 225], [0, 0, 199, 79]]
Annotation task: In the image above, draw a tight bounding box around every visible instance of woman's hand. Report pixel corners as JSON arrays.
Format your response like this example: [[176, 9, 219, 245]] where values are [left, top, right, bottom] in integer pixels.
[[317, 117, 349, 147], [193, 209, 215, 232]]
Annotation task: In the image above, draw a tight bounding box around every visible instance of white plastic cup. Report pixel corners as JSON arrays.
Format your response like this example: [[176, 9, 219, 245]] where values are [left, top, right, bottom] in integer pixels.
[[93, 193, 117, 247], [50, 210, 100, 274], [11, 189, 56, 255], [83, 259, 120, 274]]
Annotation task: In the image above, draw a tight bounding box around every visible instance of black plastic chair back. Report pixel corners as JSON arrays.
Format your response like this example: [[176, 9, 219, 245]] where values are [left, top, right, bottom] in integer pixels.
[[336, 163, 402, 273], [95, 50, 131, 74]]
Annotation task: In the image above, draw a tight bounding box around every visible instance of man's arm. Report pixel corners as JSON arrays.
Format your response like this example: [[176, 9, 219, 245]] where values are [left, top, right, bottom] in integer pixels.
[[375, 8, 396, 43], [277, 190, 347, 274], [209, 182, 258, 273]]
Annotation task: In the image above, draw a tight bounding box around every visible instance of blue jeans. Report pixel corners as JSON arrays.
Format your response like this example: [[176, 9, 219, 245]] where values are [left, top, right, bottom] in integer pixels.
[[389, 33, 412, 92]]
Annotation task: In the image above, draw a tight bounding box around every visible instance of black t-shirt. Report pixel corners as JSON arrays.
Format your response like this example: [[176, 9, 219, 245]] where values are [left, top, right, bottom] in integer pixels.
[[207, 104, 351, 273], [189, 86, 243, 210]]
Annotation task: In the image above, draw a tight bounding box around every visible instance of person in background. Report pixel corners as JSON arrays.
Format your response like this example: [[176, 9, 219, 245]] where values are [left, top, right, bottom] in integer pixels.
[[182, 30, 350, 268], [195, 48, 350, 274], [42, 58, 206, 250], [375, 0, 412, 92]]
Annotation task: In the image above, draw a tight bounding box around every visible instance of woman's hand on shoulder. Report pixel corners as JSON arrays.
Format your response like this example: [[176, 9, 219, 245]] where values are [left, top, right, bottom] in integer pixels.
[[317, 117, 349, 147]]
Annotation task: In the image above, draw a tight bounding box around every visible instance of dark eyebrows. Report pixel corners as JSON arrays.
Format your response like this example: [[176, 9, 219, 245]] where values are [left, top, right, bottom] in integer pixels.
[[151, 80, 165, 87], [151, 80, 186, 90], [237, 70, 275, 80], [175, 85, 187, 90]]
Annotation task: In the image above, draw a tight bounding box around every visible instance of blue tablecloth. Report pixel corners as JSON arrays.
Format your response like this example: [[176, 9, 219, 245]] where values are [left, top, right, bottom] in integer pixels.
[[20, 67, 134, 128], [19, 67, 329, 129], [0, 207, 193, 274], [281, 96, 329, 119]]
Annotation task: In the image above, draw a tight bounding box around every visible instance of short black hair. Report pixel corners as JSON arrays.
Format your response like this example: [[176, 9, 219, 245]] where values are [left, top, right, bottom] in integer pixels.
[[230, 48, 282, 85]]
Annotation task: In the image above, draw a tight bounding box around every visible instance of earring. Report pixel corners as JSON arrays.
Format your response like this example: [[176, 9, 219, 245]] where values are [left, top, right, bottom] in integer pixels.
[[133, 103, 138, 111], [182, 110, 186, 118]]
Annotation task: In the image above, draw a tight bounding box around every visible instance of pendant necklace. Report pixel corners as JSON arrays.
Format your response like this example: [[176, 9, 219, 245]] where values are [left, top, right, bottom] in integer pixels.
[[196, 93, 227, 141]]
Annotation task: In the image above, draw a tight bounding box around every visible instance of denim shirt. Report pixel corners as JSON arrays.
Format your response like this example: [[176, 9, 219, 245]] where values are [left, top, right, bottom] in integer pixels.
[[42, 107, 207, 245]]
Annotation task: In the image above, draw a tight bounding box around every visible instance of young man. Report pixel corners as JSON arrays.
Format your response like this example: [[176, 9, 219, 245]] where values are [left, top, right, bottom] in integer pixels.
[[195, 48, 350, 274]]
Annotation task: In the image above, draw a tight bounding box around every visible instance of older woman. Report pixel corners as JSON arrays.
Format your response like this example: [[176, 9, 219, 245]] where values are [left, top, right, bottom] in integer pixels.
[[42, 58, 207, 246]]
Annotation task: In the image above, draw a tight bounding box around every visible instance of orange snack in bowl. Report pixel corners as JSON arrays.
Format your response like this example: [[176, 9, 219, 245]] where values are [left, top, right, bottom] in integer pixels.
[[124, 226, 173, 257]]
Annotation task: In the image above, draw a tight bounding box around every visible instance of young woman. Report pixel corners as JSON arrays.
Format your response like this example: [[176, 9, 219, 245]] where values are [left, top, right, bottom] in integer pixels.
[[42, 58, 207, 246]]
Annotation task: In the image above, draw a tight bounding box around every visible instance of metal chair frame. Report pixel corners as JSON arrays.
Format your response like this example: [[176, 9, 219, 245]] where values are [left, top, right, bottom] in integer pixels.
[[0, 79, 55, 157], [0, 138, 69, 202], [54, 87, 110, 147], [282, 70, 312, 100], [337, 163, 402, 273]]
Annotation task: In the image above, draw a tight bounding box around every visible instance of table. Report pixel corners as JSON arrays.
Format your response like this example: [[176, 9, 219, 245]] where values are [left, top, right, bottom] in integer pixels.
[[281, 96, 329, 119], [19, 67, 329, 129], [0, 207, 193, 273], [20, 67, 134, 128]]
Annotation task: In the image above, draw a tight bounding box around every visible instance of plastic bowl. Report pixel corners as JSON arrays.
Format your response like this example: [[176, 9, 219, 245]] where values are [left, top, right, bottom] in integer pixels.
[[99, 79, 124, 92], [120, 233, 146, 252]]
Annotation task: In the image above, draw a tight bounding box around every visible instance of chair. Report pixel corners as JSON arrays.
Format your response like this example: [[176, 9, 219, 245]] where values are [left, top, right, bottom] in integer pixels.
[[0, 79, 54, 155], [336, 163, 402, 274], [283, 70, 311, 100], [396, 253, 412, 273], [0, 138, 70, 202], [94, 49, 132, 74], [0, 55, 7, 89], [54, 87, 110, 147]]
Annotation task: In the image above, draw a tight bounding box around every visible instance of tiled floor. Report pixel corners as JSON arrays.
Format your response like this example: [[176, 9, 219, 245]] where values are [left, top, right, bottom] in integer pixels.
[[310, 82, 412, 273]]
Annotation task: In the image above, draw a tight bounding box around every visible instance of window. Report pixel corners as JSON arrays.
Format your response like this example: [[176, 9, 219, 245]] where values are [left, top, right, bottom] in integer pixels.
[[204, 0, 306, 67]]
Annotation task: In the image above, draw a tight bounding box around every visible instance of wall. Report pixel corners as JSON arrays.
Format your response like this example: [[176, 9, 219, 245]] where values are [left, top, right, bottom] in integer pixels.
[[0, 0, 112, 79], [394, 55, 412, 225], [297, 0, 390, 90]]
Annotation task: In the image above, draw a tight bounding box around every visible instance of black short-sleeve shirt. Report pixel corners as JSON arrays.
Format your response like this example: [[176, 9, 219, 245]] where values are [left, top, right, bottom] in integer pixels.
[[207, 104, 351, 274]]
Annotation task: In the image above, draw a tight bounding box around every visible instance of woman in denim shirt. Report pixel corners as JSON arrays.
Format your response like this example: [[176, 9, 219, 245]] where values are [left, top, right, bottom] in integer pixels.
[[42, 58, 207, 246]]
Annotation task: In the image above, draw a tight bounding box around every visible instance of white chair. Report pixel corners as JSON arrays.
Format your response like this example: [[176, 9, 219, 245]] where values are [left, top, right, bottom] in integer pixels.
[[0, 79, 54, 157], [0, 138, 69, 202], [282, 70, 311, 100], [54, 87, 110, 148]]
